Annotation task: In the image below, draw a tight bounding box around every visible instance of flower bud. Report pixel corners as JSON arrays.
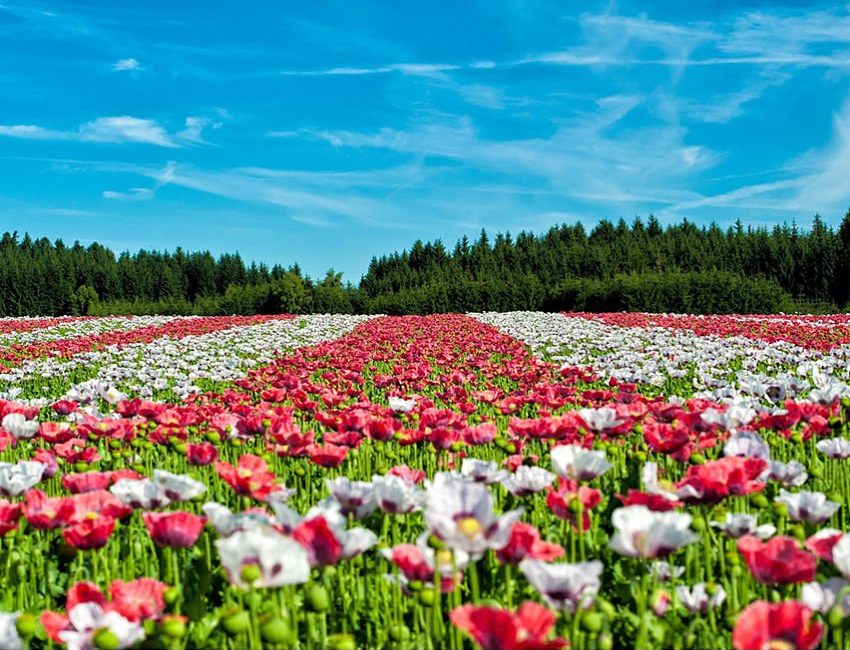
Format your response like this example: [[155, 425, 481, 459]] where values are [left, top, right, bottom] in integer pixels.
[[93, 629, 121, 650], [15, 614, 36, 638], [222, 610, 250, 635], [306, 584, 330, 612], [260, 617, 293, 644]]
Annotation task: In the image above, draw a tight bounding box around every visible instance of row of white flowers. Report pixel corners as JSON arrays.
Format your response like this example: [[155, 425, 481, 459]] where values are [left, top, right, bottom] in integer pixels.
[[1, 314, 372, 405], [472, 311, 850, 406], [0, 315, 175, 346]]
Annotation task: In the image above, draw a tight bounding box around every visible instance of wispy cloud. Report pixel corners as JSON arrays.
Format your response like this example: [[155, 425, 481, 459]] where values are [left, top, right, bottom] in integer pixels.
[[112, 57, 141, 71], [0, 115, 220, 148]]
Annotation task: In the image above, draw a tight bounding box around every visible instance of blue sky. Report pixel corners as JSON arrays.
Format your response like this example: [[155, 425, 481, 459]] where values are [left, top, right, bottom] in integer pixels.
[[2, 1, 850, 280]]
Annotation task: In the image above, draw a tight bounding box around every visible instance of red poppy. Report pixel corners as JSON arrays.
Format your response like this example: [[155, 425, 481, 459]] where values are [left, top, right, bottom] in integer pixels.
[[142, 511, 206, 548], [214, 454, 279, 500], [186, 442, 218, 466], [62, 471, 115, 494], [307, 443, 348, 468], [63, 514, 116, 550], [68, 490, 133, 522], [805, 530, 843, 562], [51, 399, 78, 416], [293, 517, 342, 567], [546, 478, 601, 531], [33, 448, 58, 477], [387, 464, 426, 485], [616, 490, 682, 511], [450, 602, 566, 650], [737, 535, 817, 584], [39, 421, 73, 443], [732, 601, 823, 650], [22, 489, 75, 530], [496, 523, 564, 565], [643, 420, 691, 454], [66, 581, 107, 610], [676, 457, 767, 505], [0, 499, 22, 536], [110, 578, 168, 621]]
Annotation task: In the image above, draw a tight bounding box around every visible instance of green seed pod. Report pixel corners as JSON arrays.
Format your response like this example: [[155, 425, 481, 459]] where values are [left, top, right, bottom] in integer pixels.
[[634, 451, 647, 463], [74, 461, 90, 472], [828, 606, 845, 628], [260, 617, 293, 644], [790, 431, 803, 444], [15, 613, 36, 638], [790, 524, 806, 542], [449, 441, 464, 452], [205, 431, 222, 444], [93, 629, 121, 650], [689, 453, 705, 465], [427, 535, 445, 549], [222, 611, 250, 635], [389, 624, 411, 641], [809, 465, 823, 479], [306, 584, 330, 612], [163, 587, 180, 605], [597, 632, 614, 650], [160, 616, 187, 638], [418, 588, 436, 607], [772, 502, 788, 517], [582, 612, 603, 633], [328, 634, 356, 650], [750, 493, 770, 509], [691, 517, 706, 532], [597, 599, 617, 619], [505, 443, 517, 454]]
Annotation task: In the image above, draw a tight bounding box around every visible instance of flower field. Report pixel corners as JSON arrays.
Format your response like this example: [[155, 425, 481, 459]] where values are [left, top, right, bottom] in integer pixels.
[[0, 312, 849, 650]]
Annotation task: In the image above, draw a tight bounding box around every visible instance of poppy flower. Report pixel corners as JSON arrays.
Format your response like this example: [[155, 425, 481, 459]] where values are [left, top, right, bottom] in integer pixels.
[[425, 473, 523, 554], [805, 528, 843, 562], [616, 490, 682, 511], [62, 472, 115, 494], [214, 454, 279, 500], [22, 489, 75, 530], [185, 442, 219, 466], [0, 499, 22, 536], [737, 535, 817, 584], [215, 528, 310, 589], [142, 511, 206, 548], [292, 515, 376, 567], [519, 559, 603, 613], [450, 601, 567, 650], [109, 578, 168, 622], [63, 515, 116, 550], [676, 457, 767, 505], [609, 506, 697, 558], [546, 478, 601, 531], [732, 601, 823, 650], [496, 523, 565, 565]]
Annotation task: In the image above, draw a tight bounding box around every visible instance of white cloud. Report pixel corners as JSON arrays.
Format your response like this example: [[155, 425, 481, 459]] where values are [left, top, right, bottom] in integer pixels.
[[176, 116, 218, 144], [0, 115, 221, 147], [102, 187, 155, 200], [0, 124, 65, 139], [112, 58, 141, 72], [78, 116, 176, 147]]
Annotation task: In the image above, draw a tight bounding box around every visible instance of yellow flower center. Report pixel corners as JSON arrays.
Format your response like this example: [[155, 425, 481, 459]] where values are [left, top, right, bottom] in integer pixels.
[[764, 641, 795, 650], [456, 517, 482, 540]]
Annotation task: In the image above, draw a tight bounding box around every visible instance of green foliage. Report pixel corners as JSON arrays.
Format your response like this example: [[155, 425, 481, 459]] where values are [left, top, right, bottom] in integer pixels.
[[1, 210, 849, 316]]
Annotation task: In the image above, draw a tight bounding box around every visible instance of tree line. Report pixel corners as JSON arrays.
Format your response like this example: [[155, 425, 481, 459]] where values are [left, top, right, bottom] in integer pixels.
[[1, 211, 848, 316]]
